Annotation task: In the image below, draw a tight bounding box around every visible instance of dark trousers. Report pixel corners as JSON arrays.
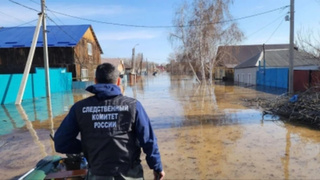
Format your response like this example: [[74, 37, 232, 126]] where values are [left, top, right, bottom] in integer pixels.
[[85, 164, 144, 180]]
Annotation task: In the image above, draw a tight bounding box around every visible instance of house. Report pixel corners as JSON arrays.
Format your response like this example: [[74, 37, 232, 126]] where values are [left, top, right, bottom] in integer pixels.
[[101, 58, 128, 75], [215, 44, 289, 80], [0, 24, 102, 81], [234, 48, 320, 89], [101, 58, 132, 86], [101, 58, 133, 75]]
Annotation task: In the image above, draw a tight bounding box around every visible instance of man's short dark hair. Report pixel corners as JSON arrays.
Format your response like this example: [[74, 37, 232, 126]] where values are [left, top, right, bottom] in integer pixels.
[[95, 63, 119, 84]]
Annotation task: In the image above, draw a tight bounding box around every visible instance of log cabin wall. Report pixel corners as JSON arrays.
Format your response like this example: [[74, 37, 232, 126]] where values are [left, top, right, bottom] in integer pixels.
[[0, 47, 74, 74], [73, 28, 101, 81]]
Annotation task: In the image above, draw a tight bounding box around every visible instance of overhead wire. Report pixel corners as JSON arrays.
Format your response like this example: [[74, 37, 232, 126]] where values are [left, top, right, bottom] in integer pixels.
[[28, 0, 51, 11], [9, 0, 289, 29], [9, 0, 291, 56], [0, 10, 31, 24], [264, 17, 285, 43], [246, 12, 287, 39], [47, 5, 289, 28], [47, 10, 65, 25], [45, 16, 60, 44], [28, 0, 39, 5], [0, 19, 38, 31], [28, 0, 66, 25], [46, 15, 78, 43], [9, 0, 39, 13]]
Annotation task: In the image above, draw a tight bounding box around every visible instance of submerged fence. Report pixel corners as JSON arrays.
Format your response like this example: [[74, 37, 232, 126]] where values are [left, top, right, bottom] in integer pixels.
[[0, 67, 72, 104]]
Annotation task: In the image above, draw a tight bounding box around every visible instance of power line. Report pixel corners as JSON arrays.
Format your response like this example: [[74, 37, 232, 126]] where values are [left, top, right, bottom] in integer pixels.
[[9, 0, 39, 12], [28, 0, 39, 5], [47, 5, 289, 28], [47, 10, 65, 25], [28, 0, 65, 25], [0, 19, 38, 31], [46, 15, 78, 43], [46, 16, 59, 43], [10, 0, 289, 29], [246, 13, 287, 39], [0, 10, 27, 23], [264, 18, 285, 43]]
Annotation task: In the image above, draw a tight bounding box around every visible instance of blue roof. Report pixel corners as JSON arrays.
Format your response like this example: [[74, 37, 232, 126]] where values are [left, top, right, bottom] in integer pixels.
[[0, 25, 92, 48]]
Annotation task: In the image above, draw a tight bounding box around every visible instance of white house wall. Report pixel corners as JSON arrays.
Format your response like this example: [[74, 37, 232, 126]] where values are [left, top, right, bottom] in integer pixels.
[[234, 67, 258, 85]]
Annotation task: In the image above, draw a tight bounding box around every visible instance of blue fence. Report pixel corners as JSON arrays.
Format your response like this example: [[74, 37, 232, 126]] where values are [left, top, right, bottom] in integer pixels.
[[0, 67, 72, 104], [256, 68, 288, 89]]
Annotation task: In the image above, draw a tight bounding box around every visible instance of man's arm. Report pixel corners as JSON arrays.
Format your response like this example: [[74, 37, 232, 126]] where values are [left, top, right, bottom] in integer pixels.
[[135, 101, 163, 173], [54, 105, 82, 154]]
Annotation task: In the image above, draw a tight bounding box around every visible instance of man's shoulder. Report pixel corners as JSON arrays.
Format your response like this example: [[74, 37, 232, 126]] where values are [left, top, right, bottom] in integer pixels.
[[121, 95, 137, 101], [122, 96, 146, 109], [73, 95, 96, 107], [117, 95, 139, 107]]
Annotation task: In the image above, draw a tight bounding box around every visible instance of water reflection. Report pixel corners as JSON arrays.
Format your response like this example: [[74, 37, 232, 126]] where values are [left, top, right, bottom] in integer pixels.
[[136, 74, 277, 129], [128, 74, 320, 179], [282, 128, 291, 180], [0, 92, 76, 135], [15, 104, 47, 157], [1, 105, 18, 130]]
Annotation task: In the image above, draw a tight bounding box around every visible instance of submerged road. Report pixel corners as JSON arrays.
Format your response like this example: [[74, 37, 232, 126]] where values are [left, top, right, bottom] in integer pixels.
[[0, 73, 320, 179]]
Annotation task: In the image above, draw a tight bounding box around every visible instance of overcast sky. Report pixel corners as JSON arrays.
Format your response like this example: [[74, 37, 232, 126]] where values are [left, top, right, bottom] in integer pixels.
[[1, 0, 319, 64]]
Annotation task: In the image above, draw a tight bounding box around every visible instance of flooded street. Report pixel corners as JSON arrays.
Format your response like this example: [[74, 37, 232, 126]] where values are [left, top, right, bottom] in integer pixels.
[[1, 73, 320, 179]]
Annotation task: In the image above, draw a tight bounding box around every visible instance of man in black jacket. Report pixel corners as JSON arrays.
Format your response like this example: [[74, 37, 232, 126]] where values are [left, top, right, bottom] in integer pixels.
[[54, 63, 165, 180]]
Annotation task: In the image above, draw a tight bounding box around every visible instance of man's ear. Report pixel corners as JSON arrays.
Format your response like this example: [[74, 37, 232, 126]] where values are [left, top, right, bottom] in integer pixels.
[[94, 78, 97, 84]]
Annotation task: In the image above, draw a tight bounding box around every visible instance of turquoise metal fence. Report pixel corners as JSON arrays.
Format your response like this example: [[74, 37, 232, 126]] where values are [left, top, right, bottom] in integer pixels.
[[0, 67, 72, 104]]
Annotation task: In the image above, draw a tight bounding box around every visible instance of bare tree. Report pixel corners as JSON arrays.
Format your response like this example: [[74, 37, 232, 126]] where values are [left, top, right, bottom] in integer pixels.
[[296, 28, 320, 59], [169, 0, 243, 84], [169, 2, 202, 83], [135, 53, 143, 74], [167, 52, 191, 75]]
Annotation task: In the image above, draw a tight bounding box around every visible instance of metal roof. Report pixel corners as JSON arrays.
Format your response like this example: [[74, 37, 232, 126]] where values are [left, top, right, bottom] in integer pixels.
[[0, 24, 100, 50], [235, 49, 320, 69], [234, 52, 262, 68], [216, 44, 290, 65]]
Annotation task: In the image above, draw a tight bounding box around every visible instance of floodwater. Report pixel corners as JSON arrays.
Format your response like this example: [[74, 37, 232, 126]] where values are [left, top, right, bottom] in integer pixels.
[[1, 73, 320, 179]]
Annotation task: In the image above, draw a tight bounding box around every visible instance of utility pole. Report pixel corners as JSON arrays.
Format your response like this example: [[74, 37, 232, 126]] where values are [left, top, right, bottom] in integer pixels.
[[15, 0, 51, 104], [41, 0, 51, 97], [131, 44, 139, 74], [131, 47, 136, 74], [15, 14, 43, 104], [140, 53, 143, 75], [289, 0, 295, 94], [146, 58, 148, 75]]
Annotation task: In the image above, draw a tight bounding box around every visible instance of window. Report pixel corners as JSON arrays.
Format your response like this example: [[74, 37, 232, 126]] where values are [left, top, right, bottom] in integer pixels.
[[87, 42, 92, 56], [81, 68, 89, 81]]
